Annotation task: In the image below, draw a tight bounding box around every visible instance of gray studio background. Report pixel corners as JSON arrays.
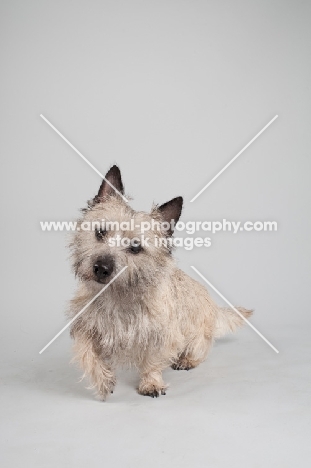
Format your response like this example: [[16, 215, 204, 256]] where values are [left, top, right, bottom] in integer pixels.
[[1, 1, 310, 467]]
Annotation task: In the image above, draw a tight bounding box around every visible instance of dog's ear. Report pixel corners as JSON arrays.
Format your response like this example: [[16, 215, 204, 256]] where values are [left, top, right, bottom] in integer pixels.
[[158, 196, 183, 234], [95, 165, 124, 200]]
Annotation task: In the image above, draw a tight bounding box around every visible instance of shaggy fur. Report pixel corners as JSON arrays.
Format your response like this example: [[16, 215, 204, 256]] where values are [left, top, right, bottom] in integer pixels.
[[68, 165, 252, 399]]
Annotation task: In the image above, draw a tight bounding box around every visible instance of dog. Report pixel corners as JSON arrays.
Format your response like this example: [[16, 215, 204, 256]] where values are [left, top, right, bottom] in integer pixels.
[[68, 165, 252, 399]]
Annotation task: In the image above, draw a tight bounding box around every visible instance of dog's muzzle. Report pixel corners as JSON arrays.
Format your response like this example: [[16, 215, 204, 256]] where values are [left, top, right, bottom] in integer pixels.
[[93, 255, 114, 283]]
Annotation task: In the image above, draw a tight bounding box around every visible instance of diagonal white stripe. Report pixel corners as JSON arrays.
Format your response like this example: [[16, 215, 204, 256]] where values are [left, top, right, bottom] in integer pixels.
[[191, 266, 279, 353], [40, 114, 129, 203], [39, 266, 128, 354], [190, 115, 278, 202]]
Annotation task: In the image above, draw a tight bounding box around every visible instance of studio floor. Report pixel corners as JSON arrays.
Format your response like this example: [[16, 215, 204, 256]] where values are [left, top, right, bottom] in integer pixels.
[[1, 324, 310, 468]]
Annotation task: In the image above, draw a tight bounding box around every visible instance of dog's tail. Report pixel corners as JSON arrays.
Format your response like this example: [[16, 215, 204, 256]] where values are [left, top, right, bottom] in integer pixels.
[[214, 307, 253, 338]]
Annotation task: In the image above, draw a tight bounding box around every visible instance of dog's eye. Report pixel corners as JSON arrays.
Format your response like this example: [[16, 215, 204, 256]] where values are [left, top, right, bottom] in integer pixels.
[[130, 241, 142, 254], [95, 228, 106, 240]]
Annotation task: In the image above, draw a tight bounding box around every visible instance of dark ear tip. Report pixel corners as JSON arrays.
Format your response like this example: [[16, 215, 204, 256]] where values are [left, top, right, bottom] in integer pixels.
[[96, 164, 124, 200], [158, 196, 183, 210], [107, 164, 121, 175], [172, 196, 183, 207]]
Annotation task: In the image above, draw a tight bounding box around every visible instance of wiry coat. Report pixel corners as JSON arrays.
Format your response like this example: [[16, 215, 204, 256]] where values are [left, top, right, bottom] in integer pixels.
[[68, 166, 252, 399]]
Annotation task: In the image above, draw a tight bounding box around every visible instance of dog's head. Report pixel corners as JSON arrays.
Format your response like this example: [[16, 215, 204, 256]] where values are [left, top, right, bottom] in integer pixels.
[[70, 165, 183, 291]]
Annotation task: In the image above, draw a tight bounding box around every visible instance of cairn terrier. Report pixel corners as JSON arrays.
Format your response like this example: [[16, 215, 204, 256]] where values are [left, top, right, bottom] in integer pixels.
[[69, 165, 252, 399]]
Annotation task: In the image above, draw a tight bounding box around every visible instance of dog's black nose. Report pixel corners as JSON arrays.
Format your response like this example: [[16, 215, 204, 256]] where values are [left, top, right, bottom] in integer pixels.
[[93, 257, 114, 282]]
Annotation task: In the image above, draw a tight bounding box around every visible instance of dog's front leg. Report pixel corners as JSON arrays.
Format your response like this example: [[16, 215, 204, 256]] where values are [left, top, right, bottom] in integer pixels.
[[72, 332, 115, 400], [138, 357, 168, 398]]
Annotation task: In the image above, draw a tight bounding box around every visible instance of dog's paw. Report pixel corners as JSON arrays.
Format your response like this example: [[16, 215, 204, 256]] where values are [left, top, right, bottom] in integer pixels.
[[96, 379, 116, 401], [138, 383, 167, 398], [97, 389, 114, 401], [171, 363, 192, 371], [171, 357, 197, 371]]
